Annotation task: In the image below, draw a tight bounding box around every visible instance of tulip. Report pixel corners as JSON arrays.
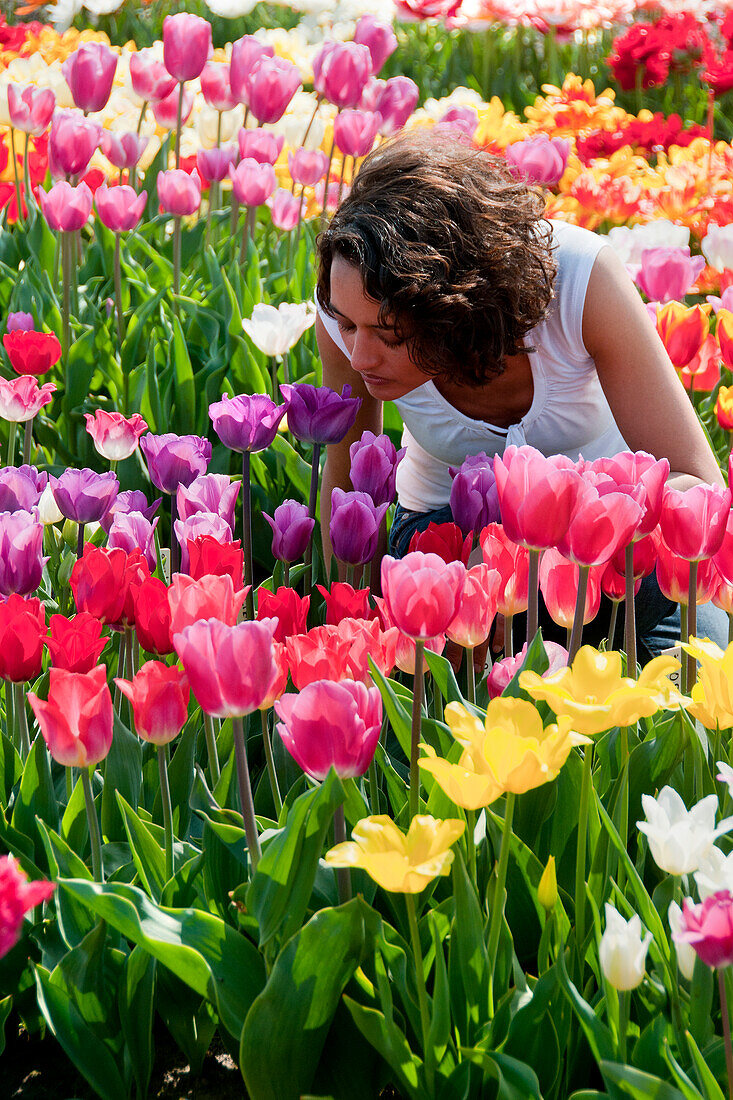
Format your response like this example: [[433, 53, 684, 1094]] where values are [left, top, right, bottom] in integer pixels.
[[381, 551, 465, 640], [638, 786, 733, 876], [267, 188, 300, 232], [174, 513, 232, 573], [674, 892, 733, 971], [157, 169, 201, 217], [449, 452, 501, 537], [656, 300, 710, 368], [38, 180, 93, 233], [314, 181, 341, 214], [230, 36, 274, 104], [7, 85, 55, 136], [243, 303, 315, 359], [681, 637, 733, 730], [200, 61, 237, 112], [45, 612, 106, 674], [325, 814, 465, 893], [659, 483, 731, 563], [480, 523, 530, 624], [0, 856, 56, 960], [84, 409, 147, 463], [718, 309, 733, 371], [152, 84, 194, 131], [695, 847, 733, 901], [0, 466, 45, 513], [28, 664, 113, 768], [140, 433, 212, 495], [100, 130, 148, 171], [108, 511, 158, 571], [446, 563, 501, 649], [411, 521, 472, 566], [314, 42, 372, 109], [275, 678, 382, 779], [263, 500, 314, 564], [538, 548, 603, 631], [374, 76, 419, 135], [333, 110, 381, 158], [187, 536, 244, 589], [494, 445, 582, 551], [347, 431, 405, 507], [0, 594, 46, 682], [133, 577, 174, 656], [636, 247, 706, 304], [288, 148, 328, 187], [438, 106, 478, 137], [0, 376, 55, 424], [3, 331, 61, 377], [599, 903, 652, 991], [286, 625, 352, 690], [487, 640, 568, 699], [51, 468, 118, 526], [70, 544, 128, 624], [177, 474, 239, 533], [316, 581, 371, 625], [48, 111, 100, 179], [558, 475, 644, 567], [129, 49, 176, 103], [100, 490, 159, 535], [354, 15, 398, 74], [7, 312, 34, 334], [229, 158, 277, 207], [95, 184, 147, 233], [716, 386, 733, 430], [209, 392, 286, 453], [257, 587, 309, 643], [329, 488, 388, 567], [162, 13, 212, 83], [168, 573, 246, 636], [116, 661, 189, 746], [280, 382, 361, 445], [62, 42, 117, 114], [0, 510, 44, 597], [374, 595, 446, 676], [196, 146, 237, 184], [656, 540, 718, 605], [242, 56, 301, 125], [237, 127, 284, 165], [592, 451, 669, 539], [505, 133, 570, 187]]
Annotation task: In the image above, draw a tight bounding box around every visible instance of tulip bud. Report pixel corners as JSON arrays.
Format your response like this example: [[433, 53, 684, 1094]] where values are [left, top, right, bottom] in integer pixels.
[[599, 903, 651, 991], [537, 855, 557, 912]]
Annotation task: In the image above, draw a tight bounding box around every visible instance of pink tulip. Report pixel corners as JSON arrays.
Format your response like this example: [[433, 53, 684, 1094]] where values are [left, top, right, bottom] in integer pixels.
[[177, 473, 240, 531], [0, 855, 55, 960], [275, 678, 382, 780], [158, 169, 202, 217], [713, 566, 733, 614], [539, 549, 602, 631], [38, 180, 92, 232], [359, 76, 385, 112], [713, 508, 733, 587], [108, 512, 158, 570], [374, 76, 419, 135], [438, 106, 478, 138], [610, 530, 657, 580], [446, 563, 501, 648], [333, 109, 381, 158], [494, 445, 583, 551], [479, 523, 530, 616], [556, 472, 644, 567], [84, 409, 148, 461], [129, 49, 177, 103], [674, 892, 733, 969], [314, 180, 343, 213], [487, 640, 568, 699], [354, 15, 398, 75], [230, 35, 274, 104], [374, 595, 445, 675], [0, 376, 55, 422], [115, 660, 189, 745], [168, 573, 246, 636], [656, 538, 718, 605], [28, 665, 113, 767], [707, 286, 733, 315], [174, 513, 232, 573], [237, 127, 284, 165], [590, 451, 669, 539], [267, 188, 300, 231], [163, 13, 212, 83], [152, 84, 193, 130], [230, 158, 276, 206], [200, 61, 237, 111], [7, 84, 55, 136], [314, 41, 372, 109], [505, 133, 570, 187], [288, 147, 328, 187], [381, 551, 466, 640], [658, 483, 731, 561], [48, 110, 100, 178], [100, 130, 148, 170], [95, 184, 147, 233], [172, 617, 278, 718], [635, 247, 706, 304], [62, 42, 117, 114], [242, 56, 302, 125], [601, 558, 641, 602], [197, 145, 237, 184]]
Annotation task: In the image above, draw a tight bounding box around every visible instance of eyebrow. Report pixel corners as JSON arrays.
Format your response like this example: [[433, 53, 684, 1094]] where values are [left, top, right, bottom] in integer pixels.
[[329, 302, 395, 331]]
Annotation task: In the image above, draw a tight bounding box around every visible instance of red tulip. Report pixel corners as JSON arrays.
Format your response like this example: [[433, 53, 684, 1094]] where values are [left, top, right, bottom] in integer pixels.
[[316, 581, 371, 625], [115, 661, 189, 745], [275, 678, 382, 780], [168, 573, 247, 636], [494, 444, 583, 551], [381, 551, 466, 640], [45, 612, 107, 673], [556, 473, 644, 567], [3, 331, 62, 377], [0, 595, 46, 682], [408, 520, 472, 565], [655, 539, 718, 605], [336, 617, 399, 682], [28, 665, 113, 767], [601, 559, 641, 602], [610, 531, 658, 580], [446, 564, 501, 648], [172, 618, 278, 718], [70, 545, 128, 624], [539, 549, 602, 631], [133, 578, 174, 655], [285, 625, 352, 689], [257, 587, 309, 643], [659, 483, 731, 561], [187, 535, 244, 588], [656, 301, 710, 368], [480, 523, 530, 616]]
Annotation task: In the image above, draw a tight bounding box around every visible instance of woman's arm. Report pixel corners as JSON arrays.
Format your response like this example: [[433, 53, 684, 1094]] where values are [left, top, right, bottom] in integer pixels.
[[315, 313, 386, 577], [582, 246, 725, 488]]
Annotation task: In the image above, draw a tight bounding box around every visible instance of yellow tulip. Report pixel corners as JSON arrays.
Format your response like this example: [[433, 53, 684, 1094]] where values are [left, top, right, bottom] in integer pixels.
[[682, 637, 733, 729], [519, 645, 672, 736], [324, 815, 465, 894], [538, 855, 558, 912]]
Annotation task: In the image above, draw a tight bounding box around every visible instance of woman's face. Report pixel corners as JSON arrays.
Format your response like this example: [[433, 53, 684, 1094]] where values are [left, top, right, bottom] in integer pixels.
[[328, 255, 429, 401]]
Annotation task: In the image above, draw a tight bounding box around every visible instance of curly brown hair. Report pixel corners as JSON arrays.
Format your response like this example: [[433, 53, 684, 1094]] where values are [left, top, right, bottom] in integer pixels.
[[316, 130, 558, 386]]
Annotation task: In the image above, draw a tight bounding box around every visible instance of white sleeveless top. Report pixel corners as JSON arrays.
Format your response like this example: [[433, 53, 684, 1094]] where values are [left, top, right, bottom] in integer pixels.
[[318, 220, 629, 511]]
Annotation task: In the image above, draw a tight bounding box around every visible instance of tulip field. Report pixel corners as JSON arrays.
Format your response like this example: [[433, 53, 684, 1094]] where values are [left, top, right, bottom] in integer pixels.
[[5, 1, 733, 1098]]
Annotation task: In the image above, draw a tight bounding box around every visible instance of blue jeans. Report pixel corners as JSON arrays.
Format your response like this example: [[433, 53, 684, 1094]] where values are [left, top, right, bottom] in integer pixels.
[[388, 503, 728, 662]]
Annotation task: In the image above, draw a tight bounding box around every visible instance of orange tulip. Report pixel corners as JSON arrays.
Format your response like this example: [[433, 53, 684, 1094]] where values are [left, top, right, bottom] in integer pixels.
[[656, 301, 710, 368], [717, 309, 733, 370], [716, 385, 733, 430]]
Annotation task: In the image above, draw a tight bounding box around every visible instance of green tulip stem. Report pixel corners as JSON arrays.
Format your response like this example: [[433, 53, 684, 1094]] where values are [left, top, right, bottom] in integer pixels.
[[720, 969, 733, 1100], [526, 549, 540, 648], [504, 612, 513, 659], [405, 891, 433, 1089], [203, 713, 221, 787], [158, 743, 174, 882], [136, 100, 147, 137], [22, 135, 31, 215], [77, 522, 85, 560], [5, 680, 14, 755], [467, 647, 476, 704], [624, 544, 638, 679], [9, 127, 22, 225], [607, 600, 619, 650], [172, 215, 181, 312], [242, 451, 254, 620], [487, 791, 515, 1016], [618, 989, 629, 1064], [230, 196, 239, 264], [304, 442, 321, 587], [6, 421, 16, 467], [114, 232, 126, 365], [345, 563, 355, 586], [409, 640, 425, 819], [261, 709, 282, 817], [174, 81, 184, 170], [687, 560, 698, 691], [22, 417, 33, 465], [62, 231, 72, 363], [12, 683, 30, 760], [169, 491, 179, 577], [321, 134, 336, 221], [574, 743, 593, 959], [81, 766, 104, 883], [333, 803, 351, 904], [466, 808, 476, 884], [369, 758, 380, 815], [568, 565, 589, 663], [232, 715, 261, 871]]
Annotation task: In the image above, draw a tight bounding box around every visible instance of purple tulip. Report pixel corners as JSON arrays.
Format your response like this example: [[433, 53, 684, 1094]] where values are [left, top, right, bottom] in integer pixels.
[[177, 473, 240, 533], [209, 392, 287, 452], [100, 489, 161, 534], [107, 510, 159, 570], [0, 510, 45, 596], [51, 468, 119, 524], [279, 383, 362, 445], [6, 312, 34, 334], [174, 511, 232, 573], [140, 433, 212, 494], [349, 430, 405, 507], [449, 452, 501, 537], [329, 487, 388, 566], [0, 465, 47, 513], [263, 500, 315, 563]]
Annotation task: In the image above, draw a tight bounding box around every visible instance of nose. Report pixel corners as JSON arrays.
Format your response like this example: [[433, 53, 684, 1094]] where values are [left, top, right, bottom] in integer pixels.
[[349, 329, 381, 376]]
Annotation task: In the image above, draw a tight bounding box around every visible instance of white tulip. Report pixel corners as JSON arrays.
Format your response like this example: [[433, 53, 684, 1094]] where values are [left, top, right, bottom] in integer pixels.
[[599, 903, 652, 991], [694, 847, 733, 900], [702, 224, 733, 273], [605, 221, 690, 266], [668, 901, 697, 981], [37, 485, 64, 527], [637, 786, 733, 876], [242, 302, 316, 358]]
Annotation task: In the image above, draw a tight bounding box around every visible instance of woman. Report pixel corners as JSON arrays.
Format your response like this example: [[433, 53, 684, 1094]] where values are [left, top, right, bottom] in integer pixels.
[[314, 129, 726, 661]]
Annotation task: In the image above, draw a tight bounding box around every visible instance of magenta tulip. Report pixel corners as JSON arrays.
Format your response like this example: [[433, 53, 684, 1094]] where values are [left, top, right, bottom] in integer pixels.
[[591, 450, 669, 539], [200, 61, 237, 111], [237, 127, 284, 165], [152, 84, 193, 130], [288, 147, 328, 187], [333, 109, 381, 158], [313, 41, 372, 109], [7, 85, 55, 136], [62, 42, 117, 114], [129, 49, 177, 103], [635, 247, 706, 304], [163, 13, 212, 83], [268, 188, 300, 231], [674, 891, 733, 969], [381, 551, 466, 640], [38, 180, 92, 232], [100, 130, 148, 170], [157, 169, 201, 217], [556, 473, 645, 567], [505, 133, 570, 187], [494, 445, 583, 551], [108, 511, 158, 570], [374, 76, 419, 135], [229, 158, 276, 207], [659, 482, 731, 561], [95, 184, 146, 233], [48, 110, 100, 178], [275, 678, 382, 779], [172, 617, 278, 718], [230, 35, 274, 104], [196, 146, 237, 184], [353, 15, 398, 75], [242, 56, 301, 125]]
